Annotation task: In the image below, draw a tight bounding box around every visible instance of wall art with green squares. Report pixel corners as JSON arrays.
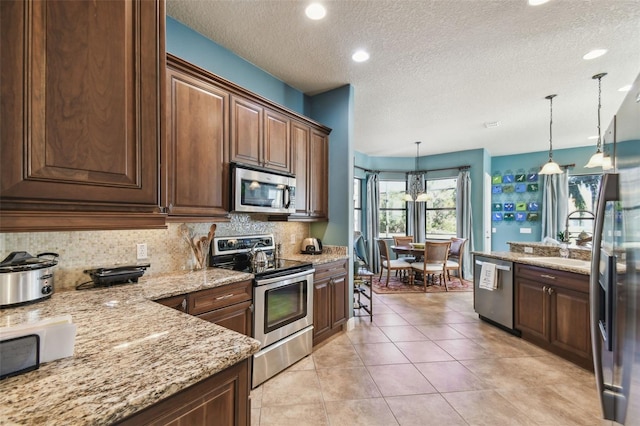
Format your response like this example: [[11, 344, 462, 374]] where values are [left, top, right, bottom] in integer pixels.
[[491, 168, 542, 224]]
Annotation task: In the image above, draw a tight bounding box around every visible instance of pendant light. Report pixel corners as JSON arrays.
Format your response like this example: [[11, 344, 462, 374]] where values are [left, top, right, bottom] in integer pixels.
[[404, 141, 430, 202], [585, 72, 608, 168], [539, 94, 563, 175]]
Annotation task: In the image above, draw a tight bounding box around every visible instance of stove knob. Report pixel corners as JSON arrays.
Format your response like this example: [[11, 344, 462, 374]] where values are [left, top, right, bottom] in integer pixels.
[[42, 285, 53, 295]]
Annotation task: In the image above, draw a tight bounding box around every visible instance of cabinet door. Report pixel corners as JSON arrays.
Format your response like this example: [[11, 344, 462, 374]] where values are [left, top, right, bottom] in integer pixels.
[[313, 278, 332, 340], [309, 130, 329, 219], [515, 278, 548, 341], [549, 286, 592, 361], [230, 96, 263, 167], [165, 62, 229, 217], [291, 121, 310, 216], [196, 301, 253, 336], [264, 109, 291, 173], [331, 274, 348, 329], [1, 0, 162, 213]]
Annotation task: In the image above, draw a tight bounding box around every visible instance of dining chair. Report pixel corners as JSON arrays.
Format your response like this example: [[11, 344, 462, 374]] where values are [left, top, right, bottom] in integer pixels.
[[392, 236, 416, 278], [445, 237, 467, 282], [375, 239, 413, 286], [411, 240, 451, 291]]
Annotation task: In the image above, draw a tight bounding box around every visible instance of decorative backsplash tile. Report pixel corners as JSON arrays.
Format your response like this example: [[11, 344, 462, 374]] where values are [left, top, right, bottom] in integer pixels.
[[0, 214, 313, 291]]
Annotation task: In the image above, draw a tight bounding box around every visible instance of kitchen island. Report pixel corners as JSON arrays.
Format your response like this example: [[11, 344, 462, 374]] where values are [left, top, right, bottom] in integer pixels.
[[0, 268, 260, 425]]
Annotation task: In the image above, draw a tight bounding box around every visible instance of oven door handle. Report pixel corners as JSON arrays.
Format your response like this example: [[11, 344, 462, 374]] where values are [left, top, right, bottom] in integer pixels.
[[255, 269, 315, 286]]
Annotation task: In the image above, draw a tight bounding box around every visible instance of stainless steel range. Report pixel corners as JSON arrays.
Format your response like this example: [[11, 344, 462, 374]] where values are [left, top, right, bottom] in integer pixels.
[[209, 234, 314, 388]]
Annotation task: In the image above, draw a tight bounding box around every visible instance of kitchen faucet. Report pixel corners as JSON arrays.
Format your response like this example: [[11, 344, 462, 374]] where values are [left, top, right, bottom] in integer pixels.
[[564, 210, 595, 244]]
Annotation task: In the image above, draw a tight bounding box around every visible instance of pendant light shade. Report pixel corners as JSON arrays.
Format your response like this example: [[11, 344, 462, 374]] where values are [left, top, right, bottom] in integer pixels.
[[585, 72, 608, 168], [405, 141, 429, 202], [539, 94, 563, 175]]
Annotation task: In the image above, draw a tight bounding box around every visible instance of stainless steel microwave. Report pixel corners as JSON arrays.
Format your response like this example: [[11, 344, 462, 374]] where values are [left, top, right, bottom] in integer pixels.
[[232, 164, 296, 214]]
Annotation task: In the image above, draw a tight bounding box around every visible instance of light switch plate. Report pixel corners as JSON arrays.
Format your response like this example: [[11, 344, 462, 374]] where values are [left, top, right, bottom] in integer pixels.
[[524, 246, 533, 253], [520, 228, 532, 234]]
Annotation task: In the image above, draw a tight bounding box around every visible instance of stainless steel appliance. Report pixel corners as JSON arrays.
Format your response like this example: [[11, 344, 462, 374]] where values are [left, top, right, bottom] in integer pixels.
[[231, 163, 296, 214], [301, 237, 323, 254], [473, 255, 516, 332], [590, 72, 640, 424], [0, 252, 58, 308], [209, 234, 314, 388]]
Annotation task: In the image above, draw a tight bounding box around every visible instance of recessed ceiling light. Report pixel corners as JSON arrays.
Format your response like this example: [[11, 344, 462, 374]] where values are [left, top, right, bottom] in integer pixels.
[[583, 49, 607, 60], [528, 0, 550, 5], [352, 50, 370, 62], [618, 84, 632, 92], [484, 121, 501, 128], [305, 3, 326, 20]]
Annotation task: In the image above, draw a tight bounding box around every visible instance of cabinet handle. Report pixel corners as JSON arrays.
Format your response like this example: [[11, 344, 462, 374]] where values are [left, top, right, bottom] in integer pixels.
[[216, 294, 235, 300], [542, 286, 547, 292], [547, 287, 554, 295], [181, 299, 187, 310], [540, 274, 556, 280]]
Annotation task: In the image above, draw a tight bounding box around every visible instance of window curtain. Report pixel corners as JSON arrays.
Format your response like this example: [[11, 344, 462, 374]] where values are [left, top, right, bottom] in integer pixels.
[[456, 170, 474, 279], [366, 173, 380, 273], [407, 174, 426, 243], [541, 171, 569, 241]]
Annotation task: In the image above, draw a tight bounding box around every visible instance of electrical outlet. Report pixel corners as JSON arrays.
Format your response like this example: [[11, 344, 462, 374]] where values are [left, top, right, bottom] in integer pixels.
[[524, 246, 534, 254], [136, 243, 148, 260], [290, 234, 296, 244]]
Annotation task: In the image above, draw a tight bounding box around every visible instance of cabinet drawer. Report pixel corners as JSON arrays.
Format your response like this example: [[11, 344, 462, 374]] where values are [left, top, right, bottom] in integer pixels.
[[188, 280, 252, 315], [515, 264, 588, 293], [313, 259, 348, 281]]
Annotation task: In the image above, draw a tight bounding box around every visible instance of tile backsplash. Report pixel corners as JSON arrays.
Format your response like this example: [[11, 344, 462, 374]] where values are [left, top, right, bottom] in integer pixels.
[[0, 214, 310, 290]]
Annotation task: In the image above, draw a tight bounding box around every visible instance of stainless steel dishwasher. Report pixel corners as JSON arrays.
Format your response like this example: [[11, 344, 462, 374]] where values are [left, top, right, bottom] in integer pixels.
[[473, 255, 516, 332]]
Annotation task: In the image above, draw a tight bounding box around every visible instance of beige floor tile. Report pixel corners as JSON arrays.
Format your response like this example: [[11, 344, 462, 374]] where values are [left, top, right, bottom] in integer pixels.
[[549, 382, 602, 418], [372, 312, 410, 327], [259, 402, 329, 425], [448, 320, 507, 339], [251, 385, 263, 408], [385, 394, 467, 425], [317, 367, 381, 401], [324, 398, 398, 426], [287, 354, 315, 371], [415, 360, 490, 393], [443, 389, 538, 425], [367, 363, 437, 396], [313, 341, 363, 369], [251, 408, 261, 426], [435, 338, 495, 360], [370, 303, 395, 314], [353, 342, 411, 365], [395, 340, 455, 363], [415, 324, 467, 340], [496, 386, 603, 425], [471, 333, 549, 357], [378, 325, 429, 342], [347, 324, 392, 344], [260, 370, 323, 407]]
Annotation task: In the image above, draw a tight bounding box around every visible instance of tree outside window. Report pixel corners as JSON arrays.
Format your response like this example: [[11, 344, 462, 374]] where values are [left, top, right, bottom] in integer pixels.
[[354, 178, 362, 233], [567, 174, 601, 239], [378, 180, 406, 237], [425, 178, 457, 239]]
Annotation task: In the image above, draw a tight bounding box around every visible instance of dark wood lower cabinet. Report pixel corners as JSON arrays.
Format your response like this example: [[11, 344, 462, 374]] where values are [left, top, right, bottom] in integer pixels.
[[515, 264, 592, 370], [116, 359, 250, 426], [313, 259, 348, 346]]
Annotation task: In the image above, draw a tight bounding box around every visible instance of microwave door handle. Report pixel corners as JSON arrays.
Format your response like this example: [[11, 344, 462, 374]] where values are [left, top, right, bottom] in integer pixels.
[[284, 186, 292, 208]]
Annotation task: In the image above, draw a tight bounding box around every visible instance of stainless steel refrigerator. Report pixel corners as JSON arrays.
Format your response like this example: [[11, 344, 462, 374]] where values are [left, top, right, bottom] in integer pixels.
[[591, 71, 640, 424]]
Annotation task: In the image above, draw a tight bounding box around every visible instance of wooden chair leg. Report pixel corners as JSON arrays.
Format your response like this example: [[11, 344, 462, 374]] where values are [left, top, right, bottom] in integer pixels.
[[386, 268, 391, 287]]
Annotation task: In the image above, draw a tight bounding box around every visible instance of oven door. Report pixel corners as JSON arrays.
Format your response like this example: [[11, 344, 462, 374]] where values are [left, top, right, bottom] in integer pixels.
[[253, 269, 314, 348]]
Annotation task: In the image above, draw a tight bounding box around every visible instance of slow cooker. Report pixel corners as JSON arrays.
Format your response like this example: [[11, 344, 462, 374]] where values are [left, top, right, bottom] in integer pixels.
[[0, 251, 59, 308]]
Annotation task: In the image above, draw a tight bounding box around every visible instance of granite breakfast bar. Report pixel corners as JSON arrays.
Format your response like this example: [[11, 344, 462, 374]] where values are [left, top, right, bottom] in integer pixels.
[[0, 268, 261, 425]]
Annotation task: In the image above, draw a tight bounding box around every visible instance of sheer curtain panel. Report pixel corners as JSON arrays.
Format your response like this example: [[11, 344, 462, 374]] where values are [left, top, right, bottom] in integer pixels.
[[541, 171, 569, 241], [456, 170, 474, 279], [366, 173, 380, 273]]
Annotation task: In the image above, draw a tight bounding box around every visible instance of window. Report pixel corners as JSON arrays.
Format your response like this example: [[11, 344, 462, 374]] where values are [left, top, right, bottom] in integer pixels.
[[424, 178, 457, 239], [378, 180, 406, 238], [354, 178, 362, 233], [567, 173, 601, 240]]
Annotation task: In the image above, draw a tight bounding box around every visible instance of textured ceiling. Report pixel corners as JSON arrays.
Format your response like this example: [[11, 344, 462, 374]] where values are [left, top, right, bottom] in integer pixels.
[[167, 0, 640, 158]]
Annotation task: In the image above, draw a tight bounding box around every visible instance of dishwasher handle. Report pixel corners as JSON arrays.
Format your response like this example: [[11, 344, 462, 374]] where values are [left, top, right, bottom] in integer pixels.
[[475, 260, 511, 272]]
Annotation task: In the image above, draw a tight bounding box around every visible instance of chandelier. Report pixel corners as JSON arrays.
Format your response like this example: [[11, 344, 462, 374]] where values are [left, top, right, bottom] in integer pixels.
[[539, 94, 563, 175], [404, 141, 430, 202]]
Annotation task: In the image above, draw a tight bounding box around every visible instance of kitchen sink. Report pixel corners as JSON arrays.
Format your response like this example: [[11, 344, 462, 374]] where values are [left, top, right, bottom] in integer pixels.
[[520, 257, 591, 269]]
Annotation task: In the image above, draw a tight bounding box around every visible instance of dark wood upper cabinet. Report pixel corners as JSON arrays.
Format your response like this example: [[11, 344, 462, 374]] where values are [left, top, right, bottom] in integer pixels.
[[0, 0, 165, 231], [165, 56, 230, 218], [263, 109, 291, 173], [309, 130, 329, 219], [291, 121, 311, 216]]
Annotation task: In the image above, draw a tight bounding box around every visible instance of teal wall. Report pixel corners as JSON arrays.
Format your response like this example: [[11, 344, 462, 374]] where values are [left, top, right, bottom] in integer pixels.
[[166, 17, 308, 115]]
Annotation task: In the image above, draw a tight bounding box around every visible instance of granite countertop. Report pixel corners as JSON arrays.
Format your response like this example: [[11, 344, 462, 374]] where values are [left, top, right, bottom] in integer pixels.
[[0, 268, 260, 425], [287, 252, 350, 265], [473, 251, 591, 275]]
